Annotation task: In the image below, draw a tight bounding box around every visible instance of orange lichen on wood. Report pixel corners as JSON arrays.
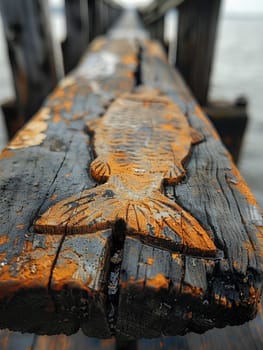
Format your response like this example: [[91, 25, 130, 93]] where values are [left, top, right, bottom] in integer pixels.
[[182, 284, 204, 297], [0, 236, 61, 298], [35, 93, 216, 257], [0, 149, 15, 159], [194, 105, 220, 141], [16, 224, 25, 230], [147, 258, 154, 265], [144, 40, 167, 61], [229, 164, 259, 206], [53, 113, 62, 123], [0, 235, 9, 245], [146, 273, 169, 290], [121, 54, 137, 65], [51, 232, 110, 292], [8, 108, 50, 149], [89, 37, 107, 52]]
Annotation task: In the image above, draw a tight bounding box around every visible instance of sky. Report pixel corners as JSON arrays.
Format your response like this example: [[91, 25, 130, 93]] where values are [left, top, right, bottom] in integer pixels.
[[49, 0, 263, 15], [114, 0, 263, 15], [224, 0, 263, 15]]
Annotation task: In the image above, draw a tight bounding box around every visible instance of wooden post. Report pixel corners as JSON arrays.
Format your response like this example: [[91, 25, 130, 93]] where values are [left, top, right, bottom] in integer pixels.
[[62, 0, 89, 73], [88, 0, 120, 40], [0, 0, 57, 137], [176, 0, 221, 106], [88, 0, 102, 41], [87, 0, 95, 42], [148, 17, 164, 45]]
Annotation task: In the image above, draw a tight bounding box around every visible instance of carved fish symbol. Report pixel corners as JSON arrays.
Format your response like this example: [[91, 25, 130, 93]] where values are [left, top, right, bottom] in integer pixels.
[[34, 93, 216, 257]]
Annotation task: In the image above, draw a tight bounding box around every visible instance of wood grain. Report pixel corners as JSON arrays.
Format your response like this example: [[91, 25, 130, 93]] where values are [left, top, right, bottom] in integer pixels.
[[0, 10, 262, 339], [0, 33, 138, 335]]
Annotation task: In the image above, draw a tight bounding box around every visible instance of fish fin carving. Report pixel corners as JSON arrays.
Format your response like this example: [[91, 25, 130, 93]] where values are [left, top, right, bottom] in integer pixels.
[[34, 184, 216, 257], [190, 127, 204, 145], [34, 183, 118, 234], [163, 164, 186, 185], [90, 158, 111, 183]]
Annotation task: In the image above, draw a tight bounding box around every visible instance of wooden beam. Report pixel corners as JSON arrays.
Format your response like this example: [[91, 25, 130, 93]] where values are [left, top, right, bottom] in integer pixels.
[[0, 0, 57, 137], [176, 0, 221, 106], [0, 10, 262, 338], [142, 0, 184, 24]]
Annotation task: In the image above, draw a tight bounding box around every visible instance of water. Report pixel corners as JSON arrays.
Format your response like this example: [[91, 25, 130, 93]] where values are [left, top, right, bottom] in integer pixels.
[[0, 14, 262, 205], [210, 16, 263, 206], [0, 16, 13, 150]]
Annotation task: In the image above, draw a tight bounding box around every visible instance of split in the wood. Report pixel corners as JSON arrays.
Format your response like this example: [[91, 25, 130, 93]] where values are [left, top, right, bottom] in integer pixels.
[[34, 92, 216, 257]]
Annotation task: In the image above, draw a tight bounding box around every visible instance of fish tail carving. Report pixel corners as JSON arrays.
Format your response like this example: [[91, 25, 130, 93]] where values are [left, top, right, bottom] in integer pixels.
[[34, 181, 216, 257], [144, 191, 216, 256]]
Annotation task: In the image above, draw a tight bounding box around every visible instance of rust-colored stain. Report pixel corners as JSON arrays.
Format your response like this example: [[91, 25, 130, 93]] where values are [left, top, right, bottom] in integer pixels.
[[0, 236, 61, 298], [100, 339, 115, 348], [8, 108, 50, 149], [182, 284, 204, 297], [194, 105, 220, 141], [146, 273, 169, 290], [35, 93, 216, 256], [229, 164, 257, 206], [49, 194, 58, 201], [144, 40, 167, 61], [121, 54, 137, 65], [64, 100, 73, 112], [0, 149, 15, 159], [51, 255, 83, 291], [73, 113, 85, 120], [53, 113, 62, 123], [89, 36, 107, 52], [0, 235, 9, 245], [16, 224, 25, 230], [147, 258, 154, 265]]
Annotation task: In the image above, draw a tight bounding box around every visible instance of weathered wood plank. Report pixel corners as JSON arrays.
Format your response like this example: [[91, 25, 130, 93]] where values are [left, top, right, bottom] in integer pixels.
[[51, 231, 112, 338], [115, 37, 263, 337], [0, 33, 139, 335], [0, 10, 262, 339]]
